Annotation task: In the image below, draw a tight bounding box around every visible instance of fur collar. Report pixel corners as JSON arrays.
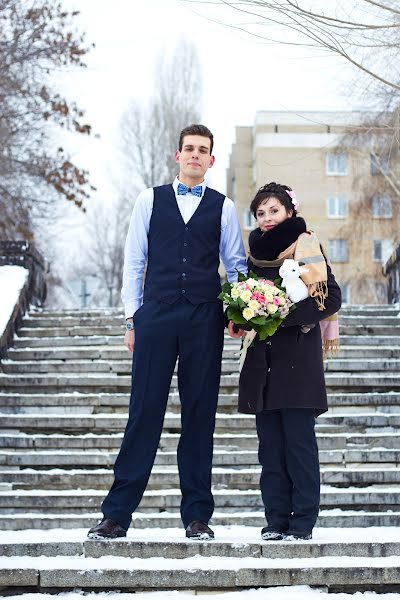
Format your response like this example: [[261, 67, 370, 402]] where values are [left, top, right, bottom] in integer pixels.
[[249, 216, 307, 261]]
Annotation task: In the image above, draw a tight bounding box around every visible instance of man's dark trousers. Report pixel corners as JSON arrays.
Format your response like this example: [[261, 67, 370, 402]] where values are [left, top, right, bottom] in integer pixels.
[[102, 297, 224, 531], [256, 408, 320, 535]]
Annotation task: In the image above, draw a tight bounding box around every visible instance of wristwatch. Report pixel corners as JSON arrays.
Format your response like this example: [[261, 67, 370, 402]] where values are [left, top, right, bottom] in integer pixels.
[[126, 321, 135, 331]]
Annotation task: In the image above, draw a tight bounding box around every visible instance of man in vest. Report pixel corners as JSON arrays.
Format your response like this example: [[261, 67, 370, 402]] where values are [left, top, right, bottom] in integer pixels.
[[88, 124, 247, 541]]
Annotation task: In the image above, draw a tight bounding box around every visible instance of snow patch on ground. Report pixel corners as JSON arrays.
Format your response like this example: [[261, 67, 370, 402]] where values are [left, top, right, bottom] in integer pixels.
[[1, 526, 400, 544], [2, 554, 400, 569], [0, 265, 29, 335]]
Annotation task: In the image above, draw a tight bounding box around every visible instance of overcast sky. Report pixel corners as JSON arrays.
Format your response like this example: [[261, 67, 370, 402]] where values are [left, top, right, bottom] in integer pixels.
[[60, 0, 364, 200]]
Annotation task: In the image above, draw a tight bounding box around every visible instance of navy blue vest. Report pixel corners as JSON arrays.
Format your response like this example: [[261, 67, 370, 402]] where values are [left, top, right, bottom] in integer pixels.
[[143, 184, 225, 304]]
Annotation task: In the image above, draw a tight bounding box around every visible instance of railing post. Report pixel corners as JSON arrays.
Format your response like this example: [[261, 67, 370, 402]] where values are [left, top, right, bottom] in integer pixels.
[[0, 241, 47, 358]]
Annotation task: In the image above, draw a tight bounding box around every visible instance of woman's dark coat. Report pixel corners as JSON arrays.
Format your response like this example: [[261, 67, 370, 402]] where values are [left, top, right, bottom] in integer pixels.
[[238, 218, 342, 417]]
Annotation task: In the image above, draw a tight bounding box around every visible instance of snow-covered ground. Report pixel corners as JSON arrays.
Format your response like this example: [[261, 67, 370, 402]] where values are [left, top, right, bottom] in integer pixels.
[[0, 265, 29, 335], [1, 525, 400, 544]]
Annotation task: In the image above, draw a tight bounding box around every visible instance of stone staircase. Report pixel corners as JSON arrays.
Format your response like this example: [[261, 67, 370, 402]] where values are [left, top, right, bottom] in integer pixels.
[[1, 305, 400, 593]]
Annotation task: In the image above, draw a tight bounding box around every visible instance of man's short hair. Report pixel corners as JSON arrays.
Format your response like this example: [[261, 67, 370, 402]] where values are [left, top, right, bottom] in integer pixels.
[[179, 124, 214, 154]]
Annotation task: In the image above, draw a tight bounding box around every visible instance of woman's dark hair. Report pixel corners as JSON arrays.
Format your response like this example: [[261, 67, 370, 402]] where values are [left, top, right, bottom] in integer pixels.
[[250, 182, 297, 217], [179, 124, 214, 154]]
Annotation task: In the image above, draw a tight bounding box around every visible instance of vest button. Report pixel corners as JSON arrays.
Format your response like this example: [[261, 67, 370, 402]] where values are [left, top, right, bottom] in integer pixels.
[[182, 289, 186, 294], [185, 227, 189, 231], [182, 258, 187, 262], [184, 243, 188, 247], [182, 273, 186, 277]]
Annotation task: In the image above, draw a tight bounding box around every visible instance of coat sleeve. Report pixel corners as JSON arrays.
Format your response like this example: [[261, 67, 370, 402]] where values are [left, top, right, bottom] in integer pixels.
[[281, 263, 342, 328]]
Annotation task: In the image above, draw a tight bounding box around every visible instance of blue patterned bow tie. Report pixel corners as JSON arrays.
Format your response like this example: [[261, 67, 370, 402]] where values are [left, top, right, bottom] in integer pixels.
[[177, 182, 203, 198]]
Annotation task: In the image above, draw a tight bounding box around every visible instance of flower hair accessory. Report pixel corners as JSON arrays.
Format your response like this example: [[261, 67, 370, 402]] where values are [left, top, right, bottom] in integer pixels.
[[286, 189, 299, 211]]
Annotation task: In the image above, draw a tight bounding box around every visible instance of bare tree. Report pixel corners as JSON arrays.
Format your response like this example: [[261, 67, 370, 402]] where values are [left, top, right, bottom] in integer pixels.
[[0, 0, 93, 241], [329, 108, 400, 302], [75, 38, 203, 310], [84, 194, 134, 307], [183, 0, 400, 90], [119, 37, 203, 190]]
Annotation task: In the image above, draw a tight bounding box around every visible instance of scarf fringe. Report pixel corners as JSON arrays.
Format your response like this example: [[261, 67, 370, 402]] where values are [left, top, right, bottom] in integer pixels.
[[309, 280, 328, 311], [323, 338, 340, 359]]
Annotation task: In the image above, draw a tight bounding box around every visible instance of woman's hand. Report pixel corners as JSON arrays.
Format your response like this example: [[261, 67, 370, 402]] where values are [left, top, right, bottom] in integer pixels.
[[228, 320, 245, 338], [300, 324, 316, 334]]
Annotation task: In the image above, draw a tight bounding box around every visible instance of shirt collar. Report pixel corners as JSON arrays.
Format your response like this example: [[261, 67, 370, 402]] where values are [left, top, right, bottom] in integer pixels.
[[173, 177, 206, 198]]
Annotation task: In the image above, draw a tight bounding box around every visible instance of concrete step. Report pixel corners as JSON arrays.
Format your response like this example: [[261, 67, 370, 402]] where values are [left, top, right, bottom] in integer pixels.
[[18, 316, 400, 333], [6, 346, 241, 361], [1, 391, 399, 413], [3, 553, 400, 590], [0, 510, 400, 530], [2, 431, 400, 451], [2, 447, 400, 469], [2, 372, 400, 394], [2, 466, 400, 490], [16, 325, 127, 338], [339, 316, 400, 325], [12, 335, 126, 348], [2, 526, 399, 559], [4, 357, 400, 375], [2, 486, 400, 513], [2, 412, 399, 434], [13, 323, 400, 339], [9, 333, 400, 350], [22, 316, 126, 328], [0, 359, 245, 375], [26, 304, 399, 315], [7, 345, 400, 362]]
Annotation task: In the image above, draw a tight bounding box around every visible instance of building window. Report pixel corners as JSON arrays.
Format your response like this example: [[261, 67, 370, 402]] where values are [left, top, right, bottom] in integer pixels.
[[243, 209, 255, 230], [326, 152, 348, 176], [329, 239, 348, 262], [327, 195, 348, 218], [339, 282, 350, 304], [372, 195, 392, 218], [371, 153, 390, 176], [373, 239, 393, 263]]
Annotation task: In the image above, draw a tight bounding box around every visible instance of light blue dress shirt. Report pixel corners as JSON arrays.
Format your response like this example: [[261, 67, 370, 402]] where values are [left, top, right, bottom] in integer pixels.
[[121, 177, 247, 318]]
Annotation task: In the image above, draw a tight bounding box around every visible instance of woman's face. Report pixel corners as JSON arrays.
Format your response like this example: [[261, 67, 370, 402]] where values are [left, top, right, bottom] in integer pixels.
[[256, 196, 293, 232]]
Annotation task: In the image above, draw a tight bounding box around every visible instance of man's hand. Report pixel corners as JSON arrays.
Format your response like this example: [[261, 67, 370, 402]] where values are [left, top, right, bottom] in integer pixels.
[[228, 320, 245, 339], [124, 329, 135, 352]]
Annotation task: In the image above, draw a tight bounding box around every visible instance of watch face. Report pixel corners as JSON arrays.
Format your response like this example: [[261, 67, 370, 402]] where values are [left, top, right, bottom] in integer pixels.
[[126, 323, 134, 330]]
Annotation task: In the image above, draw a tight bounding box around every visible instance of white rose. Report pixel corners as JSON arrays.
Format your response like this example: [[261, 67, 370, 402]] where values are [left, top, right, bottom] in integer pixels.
[[248, 299, 260, 311], [243, 307, 255, 320], [246, 278, 258, 289], [240, 290, 252, 303]]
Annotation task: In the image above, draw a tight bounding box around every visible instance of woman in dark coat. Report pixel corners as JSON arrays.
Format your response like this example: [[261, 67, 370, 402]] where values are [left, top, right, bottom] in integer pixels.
[[229, 182, 342, 541]]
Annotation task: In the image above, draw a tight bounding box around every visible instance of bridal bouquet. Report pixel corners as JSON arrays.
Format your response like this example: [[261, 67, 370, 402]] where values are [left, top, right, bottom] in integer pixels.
[[219, 271, 293, 340]]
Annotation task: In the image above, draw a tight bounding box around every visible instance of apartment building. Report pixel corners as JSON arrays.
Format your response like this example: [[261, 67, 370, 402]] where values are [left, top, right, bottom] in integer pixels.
[[227, 111, 399, 304]]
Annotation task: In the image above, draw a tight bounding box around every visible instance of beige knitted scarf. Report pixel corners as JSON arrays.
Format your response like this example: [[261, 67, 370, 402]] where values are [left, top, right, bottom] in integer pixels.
[[249, 230, 339, 357]]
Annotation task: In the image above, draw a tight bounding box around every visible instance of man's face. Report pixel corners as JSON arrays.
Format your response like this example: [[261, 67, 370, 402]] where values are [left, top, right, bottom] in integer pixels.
[[175, 135, 215, 180]]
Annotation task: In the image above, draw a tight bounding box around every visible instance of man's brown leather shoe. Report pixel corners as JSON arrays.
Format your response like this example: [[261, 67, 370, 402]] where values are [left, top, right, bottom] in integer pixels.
[[87, 517, 127, 540], [185, 520, 214, 540]]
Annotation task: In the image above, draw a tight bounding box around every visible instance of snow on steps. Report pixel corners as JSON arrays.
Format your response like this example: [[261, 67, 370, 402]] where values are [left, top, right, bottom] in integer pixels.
[[1, 527, 400, 591]]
